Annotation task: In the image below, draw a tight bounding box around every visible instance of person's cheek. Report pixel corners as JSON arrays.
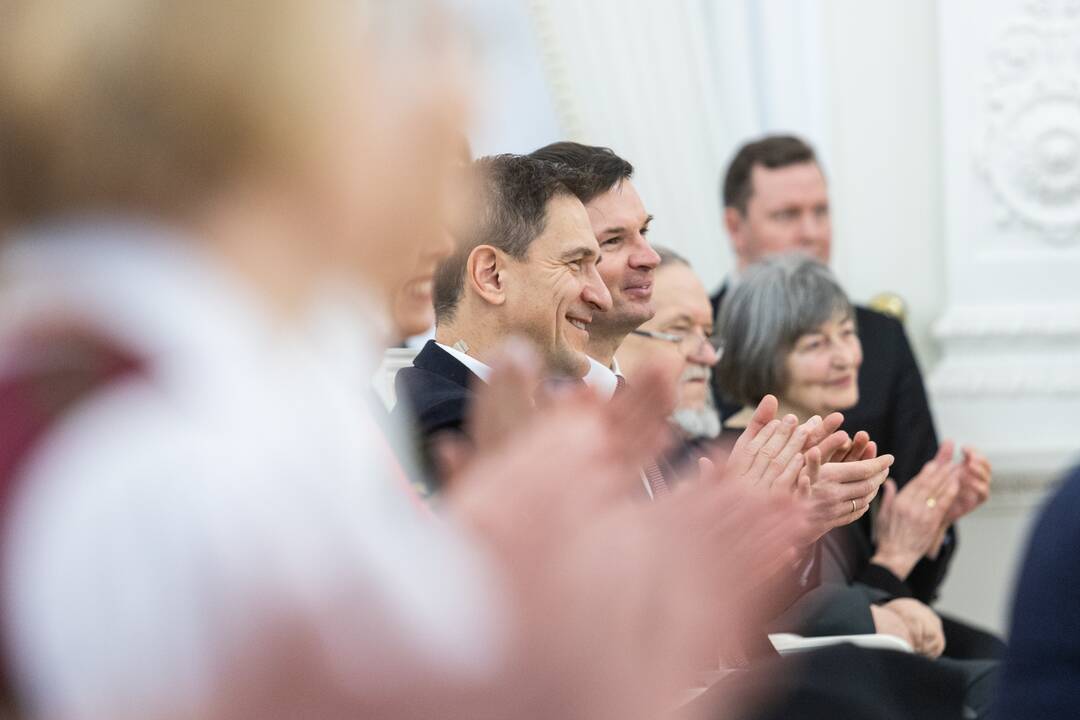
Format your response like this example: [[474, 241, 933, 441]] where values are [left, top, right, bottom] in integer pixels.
[[668, 357, 687, 389]]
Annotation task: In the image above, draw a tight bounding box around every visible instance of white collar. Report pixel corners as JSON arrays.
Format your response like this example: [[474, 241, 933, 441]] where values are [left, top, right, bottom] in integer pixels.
[[435, 341, 491, 383], [583, 356, 622, 401]]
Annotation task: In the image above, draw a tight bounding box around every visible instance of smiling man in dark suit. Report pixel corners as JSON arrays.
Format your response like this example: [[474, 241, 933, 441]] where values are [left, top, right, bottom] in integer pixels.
[[392, 154, 611, 482]]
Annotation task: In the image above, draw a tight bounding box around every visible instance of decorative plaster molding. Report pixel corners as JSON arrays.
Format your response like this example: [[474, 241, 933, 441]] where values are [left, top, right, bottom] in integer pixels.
[[930, 364, 1080, 395], [986, 470, 1061, 505], [977, 442, 1076, 507], [975, 0, 1080, 244], [934, 304, 1080, 339]]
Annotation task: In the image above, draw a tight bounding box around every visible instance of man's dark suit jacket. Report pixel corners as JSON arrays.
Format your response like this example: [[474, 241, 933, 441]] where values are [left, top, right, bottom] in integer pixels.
[[710, 284, 954, 603], [391, 340, 478, 490], [996, 466, 1080, 718]]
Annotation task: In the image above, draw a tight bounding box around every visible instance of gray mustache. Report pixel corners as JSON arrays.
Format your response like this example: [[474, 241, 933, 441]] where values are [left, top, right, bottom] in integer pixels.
[[679, 365, 711, 382]]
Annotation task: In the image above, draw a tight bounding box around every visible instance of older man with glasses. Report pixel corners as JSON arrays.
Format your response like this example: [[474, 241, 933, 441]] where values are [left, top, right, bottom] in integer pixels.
[[616, 247, 725, 446]]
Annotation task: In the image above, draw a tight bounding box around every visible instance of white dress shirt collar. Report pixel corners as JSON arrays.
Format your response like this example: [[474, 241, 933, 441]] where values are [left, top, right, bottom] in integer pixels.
[[435, 341, 492, 383], [583, 356, 623, 401]]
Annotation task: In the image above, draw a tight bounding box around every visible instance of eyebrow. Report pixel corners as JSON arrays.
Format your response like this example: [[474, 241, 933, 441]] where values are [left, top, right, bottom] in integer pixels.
[[560, 246, 597, 262], [600, 213, 654, 236], [664, 313, 694, 326], [661, 313, 707, 332]]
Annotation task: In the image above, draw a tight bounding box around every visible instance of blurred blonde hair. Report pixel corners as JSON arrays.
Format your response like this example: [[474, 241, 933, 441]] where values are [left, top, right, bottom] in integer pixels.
[[0, 0, 368, 226]]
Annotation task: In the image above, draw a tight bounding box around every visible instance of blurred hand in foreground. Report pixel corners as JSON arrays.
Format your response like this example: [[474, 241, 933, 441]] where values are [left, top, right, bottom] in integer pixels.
[[442, 342, 810, 720]]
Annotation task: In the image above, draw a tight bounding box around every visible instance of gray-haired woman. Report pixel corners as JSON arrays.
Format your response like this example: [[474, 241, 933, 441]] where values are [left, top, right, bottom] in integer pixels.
[[716, 255, 862, 426], [715, 254, 1004, 662]]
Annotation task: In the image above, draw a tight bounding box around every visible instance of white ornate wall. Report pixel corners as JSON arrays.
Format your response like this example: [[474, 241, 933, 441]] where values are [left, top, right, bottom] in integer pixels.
[[819, 0, 944, 368], [459, 0, 1075, 633], [931, 0, 1080, 632]]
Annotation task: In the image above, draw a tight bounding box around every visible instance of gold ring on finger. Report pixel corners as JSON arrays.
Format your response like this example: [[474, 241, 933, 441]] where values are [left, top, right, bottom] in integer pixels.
[[926, 497, 937, 509], [851, 499, 858, 514]]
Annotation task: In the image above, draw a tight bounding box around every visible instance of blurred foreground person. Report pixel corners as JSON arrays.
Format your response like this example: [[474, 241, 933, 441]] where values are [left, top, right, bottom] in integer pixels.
[[996, 465, 1080, 719], [0, 0, 489, 717], [0, 3, 819, 720], [389, 137, 472, 344]]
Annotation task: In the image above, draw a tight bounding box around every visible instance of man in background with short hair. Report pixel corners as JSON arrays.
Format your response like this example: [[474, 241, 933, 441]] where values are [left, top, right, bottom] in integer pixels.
[[529, 142, 659, 400]]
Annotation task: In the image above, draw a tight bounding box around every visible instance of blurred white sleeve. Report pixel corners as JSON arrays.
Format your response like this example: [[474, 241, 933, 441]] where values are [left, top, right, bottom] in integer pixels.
[[3, 378, 504, 720]]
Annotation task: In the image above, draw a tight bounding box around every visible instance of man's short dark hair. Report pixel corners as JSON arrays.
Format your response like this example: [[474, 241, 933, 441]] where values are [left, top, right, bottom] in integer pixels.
[[722, 135, 819, 214], [433, 154, 586, 323], [529, 141, 633, 204]]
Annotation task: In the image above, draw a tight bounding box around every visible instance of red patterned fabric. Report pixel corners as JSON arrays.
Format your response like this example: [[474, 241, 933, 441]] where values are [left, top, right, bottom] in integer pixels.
[[0, 326, 144, 711]]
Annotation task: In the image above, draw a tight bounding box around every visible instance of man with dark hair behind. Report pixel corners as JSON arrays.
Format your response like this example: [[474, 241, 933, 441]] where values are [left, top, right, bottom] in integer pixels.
[[713, 133, 1001, 660], [529, 141, 657, 402]]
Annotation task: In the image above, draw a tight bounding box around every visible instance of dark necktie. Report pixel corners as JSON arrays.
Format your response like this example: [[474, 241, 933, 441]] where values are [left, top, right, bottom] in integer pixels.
[[614, 374, 670, 498]]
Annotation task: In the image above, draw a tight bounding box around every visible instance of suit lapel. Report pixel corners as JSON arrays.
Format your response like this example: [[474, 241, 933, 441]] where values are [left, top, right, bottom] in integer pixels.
[[412, 340, 481, 391], [709, 281, 729, 322]]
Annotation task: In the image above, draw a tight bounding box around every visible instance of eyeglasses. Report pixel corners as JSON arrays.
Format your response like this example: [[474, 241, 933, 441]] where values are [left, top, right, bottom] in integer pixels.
[[631, 328, 723, 356]]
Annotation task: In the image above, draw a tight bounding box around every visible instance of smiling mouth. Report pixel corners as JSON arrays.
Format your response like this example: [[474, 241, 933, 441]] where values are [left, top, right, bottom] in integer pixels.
[[568, 318, 589, 332]]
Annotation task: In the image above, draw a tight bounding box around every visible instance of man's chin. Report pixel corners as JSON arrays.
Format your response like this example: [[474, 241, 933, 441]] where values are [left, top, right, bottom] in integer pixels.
[[607, 304, 654, 333], [551, 348, 591, 379]]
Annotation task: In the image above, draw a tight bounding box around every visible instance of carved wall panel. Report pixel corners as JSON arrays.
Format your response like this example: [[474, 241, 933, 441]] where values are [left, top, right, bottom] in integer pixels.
[[933, 0, 1080, 631], [976, 0, 1080, 244]]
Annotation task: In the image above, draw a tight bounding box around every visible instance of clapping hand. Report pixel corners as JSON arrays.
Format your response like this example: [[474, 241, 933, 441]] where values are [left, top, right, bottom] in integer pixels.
[[794, 420, 892, 545], [443, 343, 807, 720], [796, 442, 893, 545], [717, 403, 892, 547], [944, 445, 992, 525], [720, 395, 804, 492], [870, 441, 962, 580]]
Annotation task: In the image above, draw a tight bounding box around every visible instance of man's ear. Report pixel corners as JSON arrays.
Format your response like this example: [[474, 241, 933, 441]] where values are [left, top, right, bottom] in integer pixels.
[[467, 245, 507, 306]]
